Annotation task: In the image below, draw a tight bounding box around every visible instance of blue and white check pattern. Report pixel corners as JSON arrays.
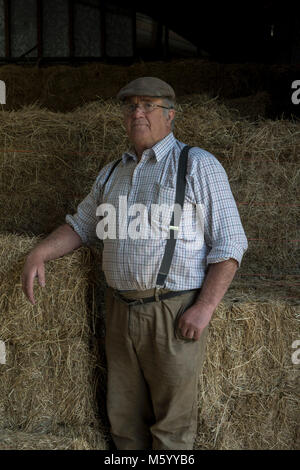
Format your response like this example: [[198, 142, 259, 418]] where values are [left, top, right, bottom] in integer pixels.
[[66, 132, 248, 291]]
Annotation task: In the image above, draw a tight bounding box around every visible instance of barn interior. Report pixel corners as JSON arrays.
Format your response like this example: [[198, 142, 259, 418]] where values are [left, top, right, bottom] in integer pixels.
[[0, 0, 299, 451]]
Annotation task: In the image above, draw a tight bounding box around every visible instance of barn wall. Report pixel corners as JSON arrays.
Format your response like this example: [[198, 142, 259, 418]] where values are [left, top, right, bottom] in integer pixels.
[[11, 0, 37, 57], [0, 0, 4, 57], [0, 0, 196, 60]]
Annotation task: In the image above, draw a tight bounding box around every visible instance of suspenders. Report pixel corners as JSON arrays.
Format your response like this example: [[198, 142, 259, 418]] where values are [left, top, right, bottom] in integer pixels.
[[102, 158, 122, 188], [101, 145, 192, 288], [156, 145, 191, 286]]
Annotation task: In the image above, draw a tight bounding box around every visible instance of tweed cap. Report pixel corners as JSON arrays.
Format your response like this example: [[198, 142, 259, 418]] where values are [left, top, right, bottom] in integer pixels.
[[116, 76, 175, 101]]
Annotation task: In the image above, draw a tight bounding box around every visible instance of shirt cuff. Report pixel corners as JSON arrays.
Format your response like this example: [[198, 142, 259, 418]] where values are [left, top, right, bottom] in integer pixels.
[[209, 257, 230, 263], [65, 214, 90, 246], [206, 242, 247, 268]]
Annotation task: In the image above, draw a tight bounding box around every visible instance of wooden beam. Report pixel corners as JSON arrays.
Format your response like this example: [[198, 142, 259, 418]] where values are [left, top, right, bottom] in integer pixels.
[[100, 0, 106, 58], [156, 21, 163, 58], [164, 25, 169, 59], [68, 0, 74, 57], [131, 8, 136, 60], [4, 0, 11, 58], [37, 0, 43, 58]]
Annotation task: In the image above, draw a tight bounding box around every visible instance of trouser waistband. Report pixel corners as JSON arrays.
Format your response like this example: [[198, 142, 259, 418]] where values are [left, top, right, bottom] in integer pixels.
[[111, 287, 200, 306]]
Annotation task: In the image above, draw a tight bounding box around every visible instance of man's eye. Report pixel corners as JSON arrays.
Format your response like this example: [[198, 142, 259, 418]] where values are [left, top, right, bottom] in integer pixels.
[[144, 103, 153, 110]]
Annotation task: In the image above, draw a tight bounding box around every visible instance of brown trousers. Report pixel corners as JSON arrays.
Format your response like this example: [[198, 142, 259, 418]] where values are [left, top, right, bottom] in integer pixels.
[[104, 286, 209, 450]]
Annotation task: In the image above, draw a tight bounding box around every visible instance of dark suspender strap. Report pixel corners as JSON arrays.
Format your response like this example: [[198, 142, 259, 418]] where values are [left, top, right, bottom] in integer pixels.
[[156, 145, 192, 287], [102, 158, 122, 189]]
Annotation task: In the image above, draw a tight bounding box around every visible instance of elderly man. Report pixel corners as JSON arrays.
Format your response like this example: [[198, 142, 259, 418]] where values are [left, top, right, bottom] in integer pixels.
[[22, 77, 248, 450]]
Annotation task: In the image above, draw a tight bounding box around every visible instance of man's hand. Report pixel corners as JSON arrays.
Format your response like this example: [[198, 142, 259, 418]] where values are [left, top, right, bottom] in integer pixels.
[[21, 224, 83, 305], [177, 259, 239, 340], [21, 253, 46, 305], [177, 301, 213, 340]]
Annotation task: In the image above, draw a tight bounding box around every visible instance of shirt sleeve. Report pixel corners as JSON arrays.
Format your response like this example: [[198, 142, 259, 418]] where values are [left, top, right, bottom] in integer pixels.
[[190, 148, 248, 267], [65, 160, 118, 246]]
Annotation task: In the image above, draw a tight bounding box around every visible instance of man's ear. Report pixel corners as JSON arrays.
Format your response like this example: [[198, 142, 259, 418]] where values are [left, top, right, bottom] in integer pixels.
[[168, 108, 176, 122]]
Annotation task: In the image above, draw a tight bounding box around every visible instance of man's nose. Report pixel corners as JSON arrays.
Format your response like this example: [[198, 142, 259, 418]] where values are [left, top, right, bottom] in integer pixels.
[[131, 105, 145, 116]]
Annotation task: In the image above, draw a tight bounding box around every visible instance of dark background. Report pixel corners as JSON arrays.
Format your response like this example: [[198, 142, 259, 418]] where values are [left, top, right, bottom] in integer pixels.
[[112, 0, 299, 64]]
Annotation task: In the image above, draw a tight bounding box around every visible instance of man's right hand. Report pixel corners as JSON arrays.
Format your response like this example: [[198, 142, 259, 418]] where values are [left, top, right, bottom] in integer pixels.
[[20, 224, 83, 305], [21, 253, 46, 305]]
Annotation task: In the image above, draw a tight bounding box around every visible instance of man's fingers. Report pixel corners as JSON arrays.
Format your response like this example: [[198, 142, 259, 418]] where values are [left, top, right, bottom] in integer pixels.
[[22, 265, 45, 304], [184, 329, 194, 339], [23, 269, 37, 305], [22, 279, 35, 305], [178, 316, 200, 340], [177, 305, 211, 341], [193, 330, 202, 341], [180, 327, 201, 341]]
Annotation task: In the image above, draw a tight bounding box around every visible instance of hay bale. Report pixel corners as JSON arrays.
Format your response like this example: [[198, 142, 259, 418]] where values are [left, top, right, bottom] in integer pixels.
[[0, 233, 109, 448], [0, 429, 77, 450], [0, 65, 45, 110], [0, 233, 96, 343], [0, 427, 108, 450], [1, 60, 298, 112], [0, 62, 129, 112], [222, 91, 272, 120], [41, 63, 128, 111], [0, 102, 126, 235], [196, 300, 299, 450], [0, 339, 100, 431]]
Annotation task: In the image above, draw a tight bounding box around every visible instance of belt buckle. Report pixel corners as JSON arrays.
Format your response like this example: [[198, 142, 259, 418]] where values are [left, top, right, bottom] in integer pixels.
[[154, 286, 163, 302]]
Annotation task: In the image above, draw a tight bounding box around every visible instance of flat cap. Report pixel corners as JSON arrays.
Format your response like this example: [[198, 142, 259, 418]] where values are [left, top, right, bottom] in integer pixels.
[[117, 76, 175, 101]]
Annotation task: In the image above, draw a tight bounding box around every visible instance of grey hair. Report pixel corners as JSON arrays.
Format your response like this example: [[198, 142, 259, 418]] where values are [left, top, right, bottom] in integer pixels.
[[162, 97, 176, 131]]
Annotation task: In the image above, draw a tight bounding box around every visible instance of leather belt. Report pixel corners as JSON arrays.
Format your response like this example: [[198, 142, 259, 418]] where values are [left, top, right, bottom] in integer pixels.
[[112, 288, 199, 306]]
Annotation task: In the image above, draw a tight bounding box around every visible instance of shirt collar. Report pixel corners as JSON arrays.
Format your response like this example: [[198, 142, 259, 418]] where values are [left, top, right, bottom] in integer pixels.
[[122, 132, 176, 164]]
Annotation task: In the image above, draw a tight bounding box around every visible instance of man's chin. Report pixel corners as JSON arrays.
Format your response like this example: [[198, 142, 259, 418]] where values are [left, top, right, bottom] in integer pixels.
[[131, 124, 149, 131], [130, 128, 150, 139]]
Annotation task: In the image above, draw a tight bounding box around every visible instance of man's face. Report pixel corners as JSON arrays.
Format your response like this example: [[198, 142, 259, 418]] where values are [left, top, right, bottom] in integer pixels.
[[123, 96, 175, 153]]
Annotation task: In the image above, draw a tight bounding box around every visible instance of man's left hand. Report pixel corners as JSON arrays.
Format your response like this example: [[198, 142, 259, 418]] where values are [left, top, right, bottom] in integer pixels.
[[177, 302, 213, 341]]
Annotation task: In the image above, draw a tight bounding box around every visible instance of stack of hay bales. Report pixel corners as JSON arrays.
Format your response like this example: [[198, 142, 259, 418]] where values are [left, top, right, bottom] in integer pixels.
[[0, 94, 298, 449], [0, 234, 109, 449], [0, 60, 299, 116], [197, 300, 299, 449]]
